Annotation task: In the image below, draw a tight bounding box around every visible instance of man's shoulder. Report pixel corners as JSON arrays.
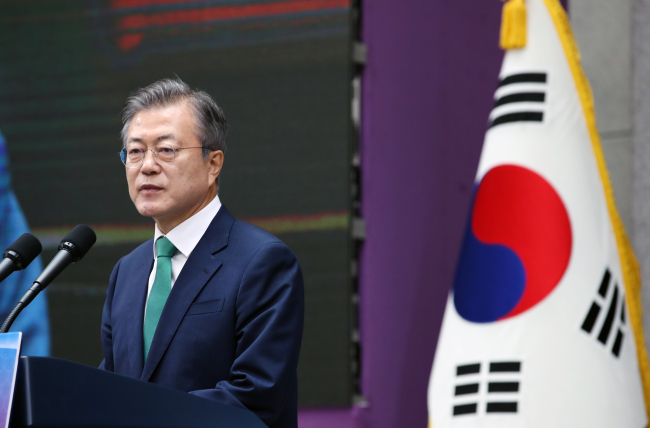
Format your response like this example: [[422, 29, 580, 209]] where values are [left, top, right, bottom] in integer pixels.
[[202, 215, 299, 273], [220, 216, 299, 262], [120, 238, 154, 266], [229, 218, 285, 250]]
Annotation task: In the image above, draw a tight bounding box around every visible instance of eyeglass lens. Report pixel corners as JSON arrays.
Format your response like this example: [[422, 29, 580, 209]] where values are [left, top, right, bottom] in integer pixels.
[[121, 143, 176, 167]]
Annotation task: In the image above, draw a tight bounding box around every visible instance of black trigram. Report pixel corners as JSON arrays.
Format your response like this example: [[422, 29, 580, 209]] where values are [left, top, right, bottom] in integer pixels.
[[488, 72, 547, 129], [581, 268, 626, 357], [452, 361, 521, 416]]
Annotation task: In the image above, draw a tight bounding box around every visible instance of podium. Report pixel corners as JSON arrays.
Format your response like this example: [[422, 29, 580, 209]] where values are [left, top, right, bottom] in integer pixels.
[[9, 357, 266, 428]]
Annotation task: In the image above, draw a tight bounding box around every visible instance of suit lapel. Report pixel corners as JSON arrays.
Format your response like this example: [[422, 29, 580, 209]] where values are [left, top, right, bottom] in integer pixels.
[[124, 248, 153, 379], [141, 207, 235, 382]]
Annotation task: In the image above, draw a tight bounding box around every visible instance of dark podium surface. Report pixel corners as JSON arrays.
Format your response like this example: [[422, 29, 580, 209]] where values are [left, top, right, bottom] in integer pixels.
[[10, 357, 266, 428]]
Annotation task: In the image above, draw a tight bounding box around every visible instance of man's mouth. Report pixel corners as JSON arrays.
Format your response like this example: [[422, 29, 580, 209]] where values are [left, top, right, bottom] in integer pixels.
[[139, 184, 163, 194]]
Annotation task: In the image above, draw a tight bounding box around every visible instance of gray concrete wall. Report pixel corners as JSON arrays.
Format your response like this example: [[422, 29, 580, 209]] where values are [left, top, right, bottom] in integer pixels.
[[632, 0, 650, 349], [571, 0, 633, 229]]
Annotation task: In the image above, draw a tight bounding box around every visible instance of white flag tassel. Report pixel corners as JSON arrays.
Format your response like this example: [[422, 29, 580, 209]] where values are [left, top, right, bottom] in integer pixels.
[[428, 0, 650, 426], [500, 0, 527, 50]]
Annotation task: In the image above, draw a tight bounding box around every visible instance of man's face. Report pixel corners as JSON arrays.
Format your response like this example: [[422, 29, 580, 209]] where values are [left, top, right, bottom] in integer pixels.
[[125, 102, 222, 232]]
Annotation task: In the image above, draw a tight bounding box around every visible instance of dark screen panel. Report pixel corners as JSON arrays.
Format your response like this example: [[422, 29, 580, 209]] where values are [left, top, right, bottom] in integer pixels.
[[0, 0, 350, 406]]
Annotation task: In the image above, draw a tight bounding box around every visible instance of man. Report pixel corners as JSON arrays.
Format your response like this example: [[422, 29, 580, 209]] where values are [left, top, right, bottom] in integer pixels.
[[99, 78, 304, 428]]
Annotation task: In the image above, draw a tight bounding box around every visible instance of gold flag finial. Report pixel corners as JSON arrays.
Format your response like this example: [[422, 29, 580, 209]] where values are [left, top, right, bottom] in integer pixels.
[[500, 0, 527, 50]]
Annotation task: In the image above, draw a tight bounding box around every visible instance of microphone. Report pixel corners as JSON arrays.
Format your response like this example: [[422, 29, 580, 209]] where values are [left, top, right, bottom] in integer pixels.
[[0, 233, 42, 284], [31, 224, 97, 291], [0, 225, 96, 333]]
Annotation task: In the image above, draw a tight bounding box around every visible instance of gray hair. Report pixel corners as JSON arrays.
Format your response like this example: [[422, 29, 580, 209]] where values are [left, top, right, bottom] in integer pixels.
[[121, 78, 228, 159]]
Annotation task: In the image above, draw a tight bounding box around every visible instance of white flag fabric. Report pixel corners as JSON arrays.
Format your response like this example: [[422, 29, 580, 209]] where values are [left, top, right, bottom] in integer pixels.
[[427, 0, 650, 427]]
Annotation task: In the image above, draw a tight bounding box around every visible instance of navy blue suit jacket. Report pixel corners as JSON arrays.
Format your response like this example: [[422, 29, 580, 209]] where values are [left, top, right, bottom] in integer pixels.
[[100, 206, 304, 428]]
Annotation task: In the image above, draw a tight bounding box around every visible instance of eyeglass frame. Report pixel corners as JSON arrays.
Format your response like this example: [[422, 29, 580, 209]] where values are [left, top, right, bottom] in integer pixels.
[[119, 142, 206, 168]]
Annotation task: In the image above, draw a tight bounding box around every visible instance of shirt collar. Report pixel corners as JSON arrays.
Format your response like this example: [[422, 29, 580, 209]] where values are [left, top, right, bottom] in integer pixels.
[[153, 195, 222, 258]]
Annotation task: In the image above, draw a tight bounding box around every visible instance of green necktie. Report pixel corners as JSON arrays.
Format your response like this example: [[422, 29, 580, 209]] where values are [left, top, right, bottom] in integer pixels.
[[143, 236, 177, 362]]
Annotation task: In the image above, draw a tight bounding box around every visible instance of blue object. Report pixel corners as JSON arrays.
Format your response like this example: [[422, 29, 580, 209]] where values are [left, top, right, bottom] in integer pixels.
[[0, 333, 21, 428], [0, 132, 50, 356], [100, 206, 304, 428], [452, 183, 527, 324], [453, 217, 526, 323]]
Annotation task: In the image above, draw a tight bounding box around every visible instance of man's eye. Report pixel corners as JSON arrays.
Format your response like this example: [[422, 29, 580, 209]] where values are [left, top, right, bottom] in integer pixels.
[[128, 149, 144, 155], [159, 148, 175, 154]]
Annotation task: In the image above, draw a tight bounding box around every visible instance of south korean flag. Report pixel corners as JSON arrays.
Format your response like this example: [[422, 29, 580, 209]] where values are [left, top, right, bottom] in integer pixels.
[[427, 0, 650, 427]]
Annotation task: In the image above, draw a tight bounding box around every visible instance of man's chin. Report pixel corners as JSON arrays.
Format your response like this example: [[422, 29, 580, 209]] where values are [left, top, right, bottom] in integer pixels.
[[136, 204, 165, 219]]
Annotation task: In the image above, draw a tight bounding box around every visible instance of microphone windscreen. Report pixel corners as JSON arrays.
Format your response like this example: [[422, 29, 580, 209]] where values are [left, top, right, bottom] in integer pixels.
[[60, 224, 97, 261], [5, 233, 42, 267]]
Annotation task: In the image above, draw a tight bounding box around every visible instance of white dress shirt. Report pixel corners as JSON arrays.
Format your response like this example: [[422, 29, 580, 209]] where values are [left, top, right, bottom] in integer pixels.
[[146, 195, 222, 299]]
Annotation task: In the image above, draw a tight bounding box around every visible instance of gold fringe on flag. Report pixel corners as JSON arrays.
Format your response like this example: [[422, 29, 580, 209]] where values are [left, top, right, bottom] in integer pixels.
[[543, 0, 650, 421], [500, 0, 527, 50]]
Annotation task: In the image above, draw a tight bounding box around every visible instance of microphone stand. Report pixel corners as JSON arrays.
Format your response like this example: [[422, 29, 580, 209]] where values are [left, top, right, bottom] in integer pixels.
[[0, 282, 44, 333]]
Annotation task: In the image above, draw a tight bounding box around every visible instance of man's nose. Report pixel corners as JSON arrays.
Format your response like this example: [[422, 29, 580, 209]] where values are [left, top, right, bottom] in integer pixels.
[[140, 149, 160, 173]]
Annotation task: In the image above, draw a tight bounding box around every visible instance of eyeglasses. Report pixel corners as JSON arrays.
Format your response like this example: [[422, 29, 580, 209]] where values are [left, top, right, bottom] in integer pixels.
[[119, 143, 204, 168]]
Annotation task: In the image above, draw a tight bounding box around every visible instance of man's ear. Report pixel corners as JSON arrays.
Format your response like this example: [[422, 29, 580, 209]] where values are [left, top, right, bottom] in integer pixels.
[[208, 150, 224, 183]]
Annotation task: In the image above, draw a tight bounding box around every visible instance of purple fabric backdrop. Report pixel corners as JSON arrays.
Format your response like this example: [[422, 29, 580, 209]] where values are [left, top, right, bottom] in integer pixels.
[[298, 0, 568, 426], [354, 1, 501, 427]]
